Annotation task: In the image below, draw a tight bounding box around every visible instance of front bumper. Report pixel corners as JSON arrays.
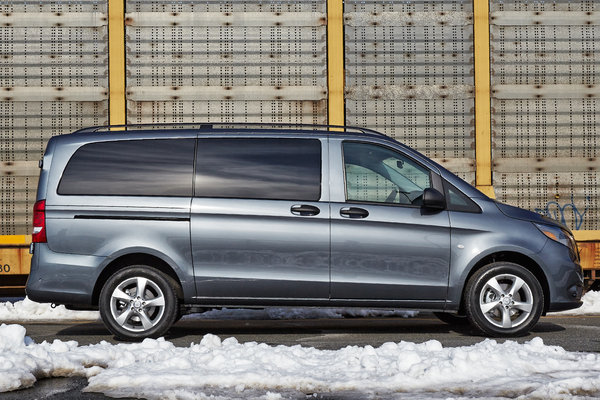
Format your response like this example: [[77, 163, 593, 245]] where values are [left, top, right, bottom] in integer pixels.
[[539, 238, 584, 313]]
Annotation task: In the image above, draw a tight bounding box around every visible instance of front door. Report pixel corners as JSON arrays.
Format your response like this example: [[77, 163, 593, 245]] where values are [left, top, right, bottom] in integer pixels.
[[330, 140, 451, 304], [191, 137, 330, 301]]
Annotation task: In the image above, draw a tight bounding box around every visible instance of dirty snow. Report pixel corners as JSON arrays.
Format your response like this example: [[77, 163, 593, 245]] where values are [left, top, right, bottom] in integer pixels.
[[0, 323, 599, 399]]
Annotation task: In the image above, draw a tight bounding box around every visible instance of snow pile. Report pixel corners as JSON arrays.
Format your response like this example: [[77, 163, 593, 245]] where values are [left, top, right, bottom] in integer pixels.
[[555, 290, 600, 315], [1, 323, 599, 399], [0, 297, 99, 321]]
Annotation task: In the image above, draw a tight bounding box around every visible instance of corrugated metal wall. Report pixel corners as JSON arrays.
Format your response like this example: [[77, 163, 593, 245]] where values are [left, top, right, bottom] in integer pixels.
[[490, 0, 599, 230], [1, 0, 598, 235], [124, 0, 327, 124], [344, 0, 475, 183], [0, 0, 109, 234]]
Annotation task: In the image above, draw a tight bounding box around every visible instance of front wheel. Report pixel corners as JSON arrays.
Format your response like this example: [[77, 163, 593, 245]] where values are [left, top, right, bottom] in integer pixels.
[[464, 262, 543, 337], [99, 266, 179, 340]]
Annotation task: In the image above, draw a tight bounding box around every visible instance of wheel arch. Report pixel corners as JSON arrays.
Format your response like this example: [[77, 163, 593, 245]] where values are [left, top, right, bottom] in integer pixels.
[[92, 252, 184, 306], [460, 251, 550, 315]]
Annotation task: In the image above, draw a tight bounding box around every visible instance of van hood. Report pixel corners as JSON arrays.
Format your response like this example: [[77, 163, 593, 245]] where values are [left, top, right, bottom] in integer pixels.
[[494, 201, 567, 229]]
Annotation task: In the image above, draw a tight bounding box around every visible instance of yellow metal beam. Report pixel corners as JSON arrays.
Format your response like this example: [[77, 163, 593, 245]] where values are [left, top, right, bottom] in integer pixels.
[[0, 235, 31, 245], [108, 0, 126, 125], [327, 0, 345, 127], [473, 0, 494, 198], [574, 230, 600, 242]]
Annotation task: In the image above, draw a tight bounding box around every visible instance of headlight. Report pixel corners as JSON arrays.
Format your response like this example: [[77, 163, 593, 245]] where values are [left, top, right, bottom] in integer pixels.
[[534, 223, 578, 260]]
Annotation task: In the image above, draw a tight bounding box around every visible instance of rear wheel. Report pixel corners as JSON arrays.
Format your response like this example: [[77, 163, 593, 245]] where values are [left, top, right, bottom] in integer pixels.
[[99, 266, 178, 340], [464, 262, 543, 337]]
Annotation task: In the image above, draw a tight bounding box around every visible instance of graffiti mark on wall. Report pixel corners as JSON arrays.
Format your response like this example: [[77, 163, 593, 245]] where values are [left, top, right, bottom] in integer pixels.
[[535, 195, 590, 230]]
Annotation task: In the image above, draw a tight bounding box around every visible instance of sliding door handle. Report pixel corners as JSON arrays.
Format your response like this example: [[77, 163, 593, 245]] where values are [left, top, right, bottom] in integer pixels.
[[291, 204, 320, 216]]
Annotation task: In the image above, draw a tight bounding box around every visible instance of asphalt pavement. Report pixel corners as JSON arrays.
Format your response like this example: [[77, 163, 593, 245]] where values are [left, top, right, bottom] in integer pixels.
[[10, 313, 600, 351]]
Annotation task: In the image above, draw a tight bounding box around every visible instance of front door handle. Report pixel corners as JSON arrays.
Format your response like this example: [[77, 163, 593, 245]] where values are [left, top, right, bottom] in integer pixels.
[[291, 204, 320, 216], [340, 207, 369, 219]]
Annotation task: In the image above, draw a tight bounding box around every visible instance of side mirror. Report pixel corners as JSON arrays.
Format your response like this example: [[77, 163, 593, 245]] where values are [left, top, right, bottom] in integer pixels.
[[422, 188, 446, 210]]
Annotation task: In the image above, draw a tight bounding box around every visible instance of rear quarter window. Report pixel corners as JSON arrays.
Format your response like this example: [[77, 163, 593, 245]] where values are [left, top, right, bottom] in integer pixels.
[[58, 139, 195, 196], [195, 138, 322, 201]]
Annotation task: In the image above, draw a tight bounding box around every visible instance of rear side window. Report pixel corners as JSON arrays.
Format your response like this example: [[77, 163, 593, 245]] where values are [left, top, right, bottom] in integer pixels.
[[58, 139, 195, 196], [195, 138, 321, 201]]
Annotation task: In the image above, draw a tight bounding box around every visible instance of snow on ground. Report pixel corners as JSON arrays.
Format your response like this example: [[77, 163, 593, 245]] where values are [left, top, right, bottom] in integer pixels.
[[0, 323, 599, 399], [0, 293, 599, 398], [554, 290, 600, 315], [0, 297, 99, 321]]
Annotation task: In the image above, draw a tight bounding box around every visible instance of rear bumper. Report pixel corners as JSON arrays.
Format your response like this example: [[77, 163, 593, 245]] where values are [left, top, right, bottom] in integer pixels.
[[26, 243, 102, 308], [26, 285, 92, 308]]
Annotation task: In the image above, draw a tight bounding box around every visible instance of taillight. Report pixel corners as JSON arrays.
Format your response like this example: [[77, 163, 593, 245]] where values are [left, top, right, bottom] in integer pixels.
[[32, 200, 47, 243]]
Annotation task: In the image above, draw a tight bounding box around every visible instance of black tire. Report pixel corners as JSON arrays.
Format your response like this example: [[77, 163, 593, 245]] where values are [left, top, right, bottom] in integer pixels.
[[464, 262, 543, 337], [433, 312, 469, 326], [99, 265, 179, 340]]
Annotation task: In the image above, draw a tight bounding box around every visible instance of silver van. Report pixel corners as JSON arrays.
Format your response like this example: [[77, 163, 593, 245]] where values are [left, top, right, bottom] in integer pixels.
[[26, 124, 583, 340]]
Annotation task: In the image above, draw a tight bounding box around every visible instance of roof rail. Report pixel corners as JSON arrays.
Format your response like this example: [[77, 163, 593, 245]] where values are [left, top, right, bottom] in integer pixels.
[[73, 122, 387, 137]]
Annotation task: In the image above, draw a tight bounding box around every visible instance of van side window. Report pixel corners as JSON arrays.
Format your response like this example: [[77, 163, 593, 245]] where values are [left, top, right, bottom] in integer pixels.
[[58, 139, 195, 196], [195, 138, 321, 201], [343, 142, 431, 206]]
